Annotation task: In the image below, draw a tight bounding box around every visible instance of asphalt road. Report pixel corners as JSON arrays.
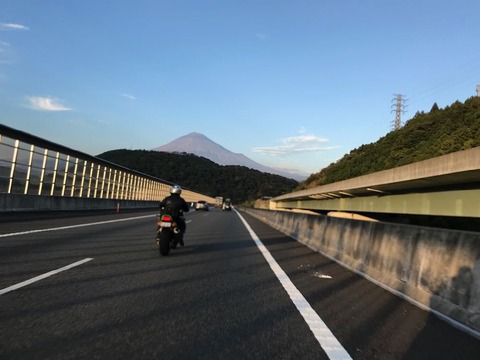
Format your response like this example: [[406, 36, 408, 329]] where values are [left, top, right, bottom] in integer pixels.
[[1, 208, 479, 359]]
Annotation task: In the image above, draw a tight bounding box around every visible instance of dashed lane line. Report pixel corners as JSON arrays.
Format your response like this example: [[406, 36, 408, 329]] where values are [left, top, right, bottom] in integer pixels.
[[0, 214, 155, 238], [0, 258, 93, 296]]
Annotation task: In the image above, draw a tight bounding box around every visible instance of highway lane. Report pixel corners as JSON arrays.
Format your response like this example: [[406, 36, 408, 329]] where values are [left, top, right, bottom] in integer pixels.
[[0, 208, 479, 359]]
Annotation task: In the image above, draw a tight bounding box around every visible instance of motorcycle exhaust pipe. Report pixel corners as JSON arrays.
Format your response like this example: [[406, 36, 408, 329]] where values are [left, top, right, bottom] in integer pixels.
[[173, 228, 181, 234]]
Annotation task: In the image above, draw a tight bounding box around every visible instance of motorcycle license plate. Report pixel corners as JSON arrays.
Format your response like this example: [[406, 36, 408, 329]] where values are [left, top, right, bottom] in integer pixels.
[[160, 222, 172, 228]]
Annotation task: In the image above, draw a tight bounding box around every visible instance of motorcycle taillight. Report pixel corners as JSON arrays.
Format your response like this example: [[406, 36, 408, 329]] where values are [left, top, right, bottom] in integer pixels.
[[161, 215, 172, 222]]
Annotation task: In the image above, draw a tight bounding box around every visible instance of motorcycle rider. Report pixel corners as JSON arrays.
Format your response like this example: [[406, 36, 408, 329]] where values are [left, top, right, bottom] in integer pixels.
[[158, 185, 190, 246]]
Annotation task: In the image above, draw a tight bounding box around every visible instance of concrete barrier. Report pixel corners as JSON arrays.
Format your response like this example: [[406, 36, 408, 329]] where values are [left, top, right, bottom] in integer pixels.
[[245, 208, 480, 336], [0, 194, 158, 212]]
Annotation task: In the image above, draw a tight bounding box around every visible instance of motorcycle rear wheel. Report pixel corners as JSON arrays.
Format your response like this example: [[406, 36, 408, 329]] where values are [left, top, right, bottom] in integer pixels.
[[159, 230, 171, 256]]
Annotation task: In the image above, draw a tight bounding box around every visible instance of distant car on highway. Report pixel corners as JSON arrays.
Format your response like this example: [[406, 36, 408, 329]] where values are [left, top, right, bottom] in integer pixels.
[[222, 199, 232, 211], [195, 200, 209, 211]]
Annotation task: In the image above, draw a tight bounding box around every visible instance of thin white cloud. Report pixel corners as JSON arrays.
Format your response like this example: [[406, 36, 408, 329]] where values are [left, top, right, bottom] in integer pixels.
[[26, 96, 72, 111], [252, 133, 336, 156], [121, 93, 136, 100], [1, 23, 29, 31]]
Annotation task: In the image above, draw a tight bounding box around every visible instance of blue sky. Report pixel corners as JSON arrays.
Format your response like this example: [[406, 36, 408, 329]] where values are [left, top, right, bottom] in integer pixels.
[[1, 0, 479, 178]]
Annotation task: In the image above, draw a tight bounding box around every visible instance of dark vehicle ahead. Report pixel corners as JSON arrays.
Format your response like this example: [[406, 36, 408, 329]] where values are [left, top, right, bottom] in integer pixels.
[[222, 199, 232, 211], [195, 200, 209, 211]]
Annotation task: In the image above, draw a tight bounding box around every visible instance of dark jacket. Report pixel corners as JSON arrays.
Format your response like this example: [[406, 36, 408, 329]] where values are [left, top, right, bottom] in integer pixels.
[[159, 194, 190, 217]]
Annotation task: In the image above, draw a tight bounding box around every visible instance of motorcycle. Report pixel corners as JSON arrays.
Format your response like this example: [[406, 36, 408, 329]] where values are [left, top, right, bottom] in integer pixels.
[[156, 213, 184, 256]]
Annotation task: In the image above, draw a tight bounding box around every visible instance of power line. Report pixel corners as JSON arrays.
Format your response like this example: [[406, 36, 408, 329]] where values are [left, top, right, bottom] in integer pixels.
[[406, 55, 480, 112]]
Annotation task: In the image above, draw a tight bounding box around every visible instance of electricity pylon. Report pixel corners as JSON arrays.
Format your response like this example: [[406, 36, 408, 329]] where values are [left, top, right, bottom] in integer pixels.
[[391, 94, 407, 130]]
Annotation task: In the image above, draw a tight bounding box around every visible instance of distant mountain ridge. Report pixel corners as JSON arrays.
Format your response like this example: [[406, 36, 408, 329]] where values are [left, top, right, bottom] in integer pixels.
[[152, 132, 305, 181], [96, 149, 298, 203]]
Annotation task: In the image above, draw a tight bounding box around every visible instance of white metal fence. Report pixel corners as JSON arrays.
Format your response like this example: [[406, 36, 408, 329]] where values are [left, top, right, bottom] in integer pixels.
[[0, 124, 213, 204]]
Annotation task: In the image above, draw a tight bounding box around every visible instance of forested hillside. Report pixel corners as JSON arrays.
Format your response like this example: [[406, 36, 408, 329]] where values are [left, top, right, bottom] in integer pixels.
[[96, 150, 298, 204], [298, 96, 480, 190]]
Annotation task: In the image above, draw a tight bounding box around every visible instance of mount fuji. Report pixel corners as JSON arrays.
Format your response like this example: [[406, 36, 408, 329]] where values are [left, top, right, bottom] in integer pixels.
[[152, 132, 305, 181]]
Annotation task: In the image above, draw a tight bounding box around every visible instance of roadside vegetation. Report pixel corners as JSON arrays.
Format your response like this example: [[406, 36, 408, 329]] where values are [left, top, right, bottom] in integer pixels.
[[298, 96, 480, 190]]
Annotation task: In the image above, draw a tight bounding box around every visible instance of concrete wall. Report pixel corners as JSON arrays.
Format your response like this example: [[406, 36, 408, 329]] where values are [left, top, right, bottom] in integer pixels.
[[0, 194, 158, 212], [245, 208, 480, 336]]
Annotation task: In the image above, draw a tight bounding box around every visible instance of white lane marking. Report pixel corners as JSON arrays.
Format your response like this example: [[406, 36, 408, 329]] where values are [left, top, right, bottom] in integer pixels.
[[0, 214, 154, 238], [314, 273, 333, 279], [235, 210, 352, 360], [0, 258, 93, 296]]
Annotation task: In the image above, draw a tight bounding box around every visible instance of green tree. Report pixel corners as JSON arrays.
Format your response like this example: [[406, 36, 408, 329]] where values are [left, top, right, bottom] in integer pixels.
[[297, 96, 480, 190]]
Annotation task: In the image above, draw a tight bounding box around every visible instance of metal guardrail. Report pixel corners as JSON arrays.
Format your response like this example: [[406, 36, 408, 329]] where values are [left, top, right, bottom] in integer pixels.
[[0, 123, 214, 204]]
